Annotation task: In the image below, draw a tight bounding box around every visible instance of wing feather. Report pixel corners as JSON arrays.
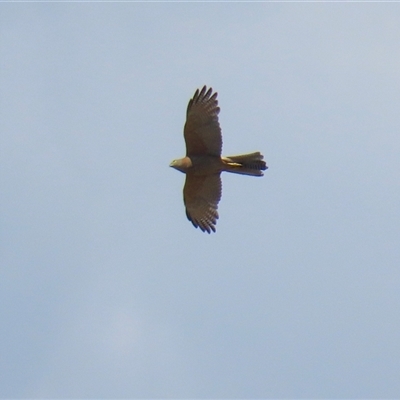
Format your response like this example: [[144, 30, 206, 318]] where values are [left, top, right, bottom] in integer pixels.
[[183, 173, 222, 233], [184, 86, 222, 156]]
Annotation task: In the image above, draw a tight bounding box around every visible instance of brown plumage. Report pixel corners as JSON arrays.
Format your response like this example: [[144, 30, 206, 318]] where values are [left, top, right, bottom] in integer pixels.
[[170, 86, 267, 233]]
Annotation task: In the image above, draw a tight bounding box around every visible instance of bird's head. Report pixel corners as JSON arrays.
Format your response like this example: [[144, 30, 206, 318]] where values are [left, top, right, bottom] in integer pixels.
[[169, 157, 192, 173]]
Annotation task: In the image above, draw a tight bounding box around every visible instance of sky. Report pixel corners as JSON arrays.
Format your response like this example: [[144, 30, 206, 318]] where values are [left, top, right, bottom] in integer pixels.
[[1, 3, 400, 398]]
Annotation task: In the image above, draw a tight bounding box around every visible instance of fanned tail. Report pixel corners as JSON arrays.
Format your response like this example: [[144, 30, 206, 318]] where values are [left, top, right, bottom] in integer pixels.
[[222, 152, 268, 176]]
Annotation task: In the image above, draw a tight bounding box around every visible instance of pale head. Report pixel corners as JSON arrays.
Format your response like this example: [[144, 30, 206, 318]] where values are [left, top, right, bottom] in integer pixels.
[[169, 157, 192, 173]]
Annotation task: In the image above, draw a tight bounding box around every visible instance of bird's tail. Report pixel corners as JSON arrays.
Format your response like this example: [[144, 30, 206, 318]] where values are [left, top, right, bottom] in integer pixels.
[[222, 152, 267, 176]]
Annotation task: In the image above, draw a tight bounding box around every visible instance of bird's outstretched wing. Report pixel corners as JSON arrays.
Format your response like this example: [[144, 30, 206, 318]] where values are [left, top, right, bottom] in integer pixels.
[[184, 86, 222, 157], [183, 172, 222, 233]]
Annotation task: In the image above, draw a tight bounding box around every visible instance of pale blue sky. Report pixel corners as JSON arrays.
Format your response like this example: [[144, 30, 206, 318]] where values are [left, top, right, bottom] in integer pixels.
[[1, 3, 400, 398]]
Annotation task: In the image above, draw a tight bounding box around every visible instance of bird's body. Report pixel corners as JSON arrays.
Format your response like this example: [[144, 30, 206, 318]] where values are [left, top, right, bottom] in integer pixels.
[[170, 86, 267, 233], [171, 153, 266, 176]]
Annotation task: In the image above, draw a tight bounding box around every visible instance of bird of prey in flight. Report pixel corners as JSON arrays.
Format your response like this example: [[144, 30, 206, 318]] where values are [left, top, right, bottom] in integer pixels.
[[170, 86, 267, 233]]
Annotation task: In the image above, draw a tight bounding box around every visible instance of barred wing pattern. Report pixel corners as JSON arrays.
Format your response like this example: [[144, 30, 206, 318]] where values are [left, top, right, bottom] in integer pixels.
[[183, 173, 222, 233], [184, 86, 222, 156]]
